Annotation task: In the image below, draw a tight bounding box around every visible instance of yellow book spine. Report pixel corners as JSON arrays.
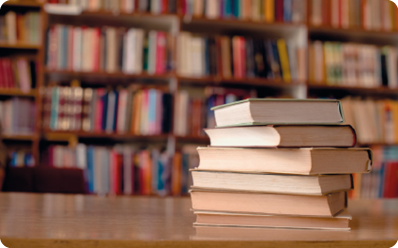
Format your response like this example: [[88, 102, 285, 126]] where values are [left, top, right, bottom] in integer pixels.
[[277, 39, 291, 82], [264, 0, 275, 22]]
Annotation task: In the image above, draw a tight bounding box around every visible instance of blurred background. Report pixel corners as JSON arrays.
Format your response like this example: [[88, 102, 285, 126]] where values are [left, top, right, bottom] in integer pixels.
[[0, 0, 396, 199]]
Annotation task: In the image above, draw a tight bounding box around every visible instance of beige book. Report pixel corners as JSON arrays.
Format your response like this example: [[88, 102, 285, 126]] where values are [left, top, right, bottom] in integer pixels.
[[192, 170, 353, 195], [194, 209, 352, 230], [197, 147, 372, 175], [212, 99, 344, 127], [191, 190, 346, 217]]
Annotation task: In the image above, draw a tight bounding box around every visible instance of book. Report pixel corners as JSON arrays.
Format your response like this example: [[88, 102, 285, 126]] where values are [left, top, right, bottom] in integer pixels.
[[204, 125, 356, 147], [197, 147, 372, 175], [194, 209, 352, 230], [190, 189, 347, 217], [192, 170, 353, 195], [212, 99, 344, 127]]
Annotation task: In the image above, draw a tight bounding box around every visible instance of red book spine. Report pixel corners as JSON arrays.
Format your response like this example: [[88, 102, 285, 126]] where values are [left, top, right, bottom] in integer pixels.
[[95, 89, 105, 132], [116, 153, 123, 195], [156, 32, 166, 75], [130, 152, 135, 194], [93, 28, 100, 72], [232, 37, 240, 78], [4, 59, 13, 88], [275, 0, 284, 22], [0, 59, 4, 89]]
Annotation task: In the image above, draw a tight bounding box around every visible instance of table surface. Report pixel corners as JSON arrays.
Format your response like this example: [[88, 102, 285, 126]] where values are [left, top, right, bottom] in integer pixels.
[[0, 193, 397, 248]]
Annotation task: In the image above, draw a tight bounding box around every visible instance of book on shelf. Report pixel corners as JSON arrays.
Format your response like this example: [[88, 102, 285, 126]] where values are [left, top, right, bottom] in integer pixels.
[[192, 170, 353, 195], [194, 209, 352, 230], [46, 25, 175, 74], [197, 147, 372, 175], [204, 125, 356, 147], [351, 146, 398, 199], [174, 88, 256, 136], [10, 150, 35, 167], [191, 189, 347, 217], [42, 144, 198, 196], [310, 0, 396, 31], [0, 57, 36, 92], [43, 85, 172, 135], [177, 33, 307, 81], [0, 98, 35, 136], [308, 41, 398, 89], [212, 98, 344, 127], [0, 11, 41, 45]]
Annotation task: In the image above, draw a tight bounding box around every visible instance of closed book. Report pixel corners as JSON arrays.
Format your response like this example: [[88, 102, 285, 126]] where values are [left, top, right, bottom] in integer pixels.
[[192, 170, 353, 195], [276, 39, 291, 82], [205, 125, 356, 148], [197, 147, 372, 175], [191, 189, 347, 217], [275, 0, 283, 22], [194, 209, 352, 230], [156, 32, 166, 74], [82, 88, 93, 132], [212, 99, 344, 127]]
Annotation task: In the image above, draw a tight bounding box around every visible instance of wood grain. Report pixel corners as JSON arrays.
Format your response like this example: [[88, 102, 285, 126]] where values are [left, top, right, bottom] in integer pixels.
[[0, 193, 397, 247]]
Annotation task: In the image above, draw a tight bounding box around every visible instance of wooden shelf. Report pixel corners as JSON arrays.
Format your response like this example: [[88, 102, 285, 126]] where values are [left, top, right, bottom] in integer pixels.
[[307, 83, 398, 96], [2, 134, 37, 141], [175, 135, 209, 143], [0, 43, 41, 50], [179, 76, 303, 88], [44, 69, 175, 83], [43, 130, 171, 141], [0, 89, 37, 97], [3, 0, 42, 8]]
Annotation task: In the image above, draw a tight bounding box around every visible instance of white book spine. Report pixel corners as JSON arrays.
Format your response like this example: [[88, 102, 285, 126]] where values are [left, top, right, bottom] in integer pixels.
[[73, 27, 82, 72]]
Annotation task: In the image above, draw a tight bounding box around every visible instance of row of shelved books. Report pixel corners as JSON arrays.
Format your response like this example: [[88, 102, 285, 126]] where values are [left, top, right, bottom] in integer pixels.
[[46, 0, 307, 23], [351, 146, 398, 199], [43, 86, 172, 135], [0, 11, 41, 44], [46, 25, 174, 74], [0, 98, 35, 135], [311, 0, 397, 31], [10, 150, 35, 167], [309, 41, 398, 88], [342, 98, 398, 145], [182, 0, 306, 23], [174, 87, 255, 136], [47, 0, 178, 14], [42, 144, 198, 196], [177, 33, 306, 81], [0, 57, 36, 92]]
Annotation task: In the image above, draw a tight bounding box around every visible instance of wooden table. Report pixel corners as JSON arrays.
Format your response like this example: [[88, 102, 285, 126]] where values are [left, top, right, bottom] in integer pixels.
[[0, 193, 397, 248]]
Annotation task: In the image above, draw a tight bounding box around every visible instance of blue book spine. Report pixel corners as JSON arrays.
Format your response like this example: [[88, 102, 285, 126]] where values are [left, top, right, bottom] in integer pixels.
[[101, 92, 108, 131], [224, 0, 232, 17], [148, 89, 157, 132], [379, 163, 385, 198], [50, 87, 59, 130], [10, 152, 16, 167], [284, 0, 292, 22], [87, 146, 94, 193], [232, 0, 240, 18], [112, 90, 118, 131]]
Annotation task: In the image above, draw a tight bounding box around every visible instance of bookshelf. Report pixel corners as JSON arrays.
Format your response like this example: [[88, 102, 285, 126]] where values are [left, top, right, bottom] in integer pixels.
[[2, 0, 398, 198]]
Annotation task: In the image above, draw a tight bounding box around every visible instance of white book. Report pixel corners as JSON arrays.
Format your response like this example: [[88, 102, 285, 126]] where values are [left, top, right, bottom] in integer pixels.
[[44, 4, 82, 15], [191, 36, 204, 77], [135, 29, 144, 74], [73, 26, 82, 71], [151, 0, 160, 14], [80, 0, 89, 10], [124, 29, 136, 74], [81, 28, 91, 72], [76, 144, 87, 170], [106, 91, 116, 133], [148, 31, 157, 75], [124, 0, 135, 13], [116, 89, 128, 133], [382, 0, 392, 31], [206, 0, 219, 19]]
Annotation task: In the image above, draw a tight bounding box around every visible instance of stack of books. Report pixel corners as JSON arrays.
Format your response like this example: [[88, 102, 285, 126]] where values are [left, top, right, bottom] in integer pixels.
[[190, 99, 372, 230]]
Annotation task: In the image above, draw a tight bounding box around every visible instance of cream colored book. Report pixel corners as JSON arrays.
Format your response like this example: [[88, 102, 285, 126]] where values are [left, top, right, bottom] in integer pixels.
[[191, 170, 353, 196], [197, 147, 372, 175], [194, 209, 352, 231], [191, 190, 346, 217], [212, 99, 344, 127]]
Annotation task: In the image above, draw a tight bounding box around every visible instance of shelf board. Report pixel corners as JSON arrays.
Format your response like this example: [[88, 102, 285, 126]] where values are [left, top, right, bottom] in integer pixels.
[[307, 83, 398, 96], [0, 43, 41, 49], [2, 0, 42, 8], [175, 135, 209, 143], [179, 76, 304, 88], [43, 130, 171, 141], [0, 89, 37, 97], [2, 134, 37, 141], [44, 69, 175, 83]]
